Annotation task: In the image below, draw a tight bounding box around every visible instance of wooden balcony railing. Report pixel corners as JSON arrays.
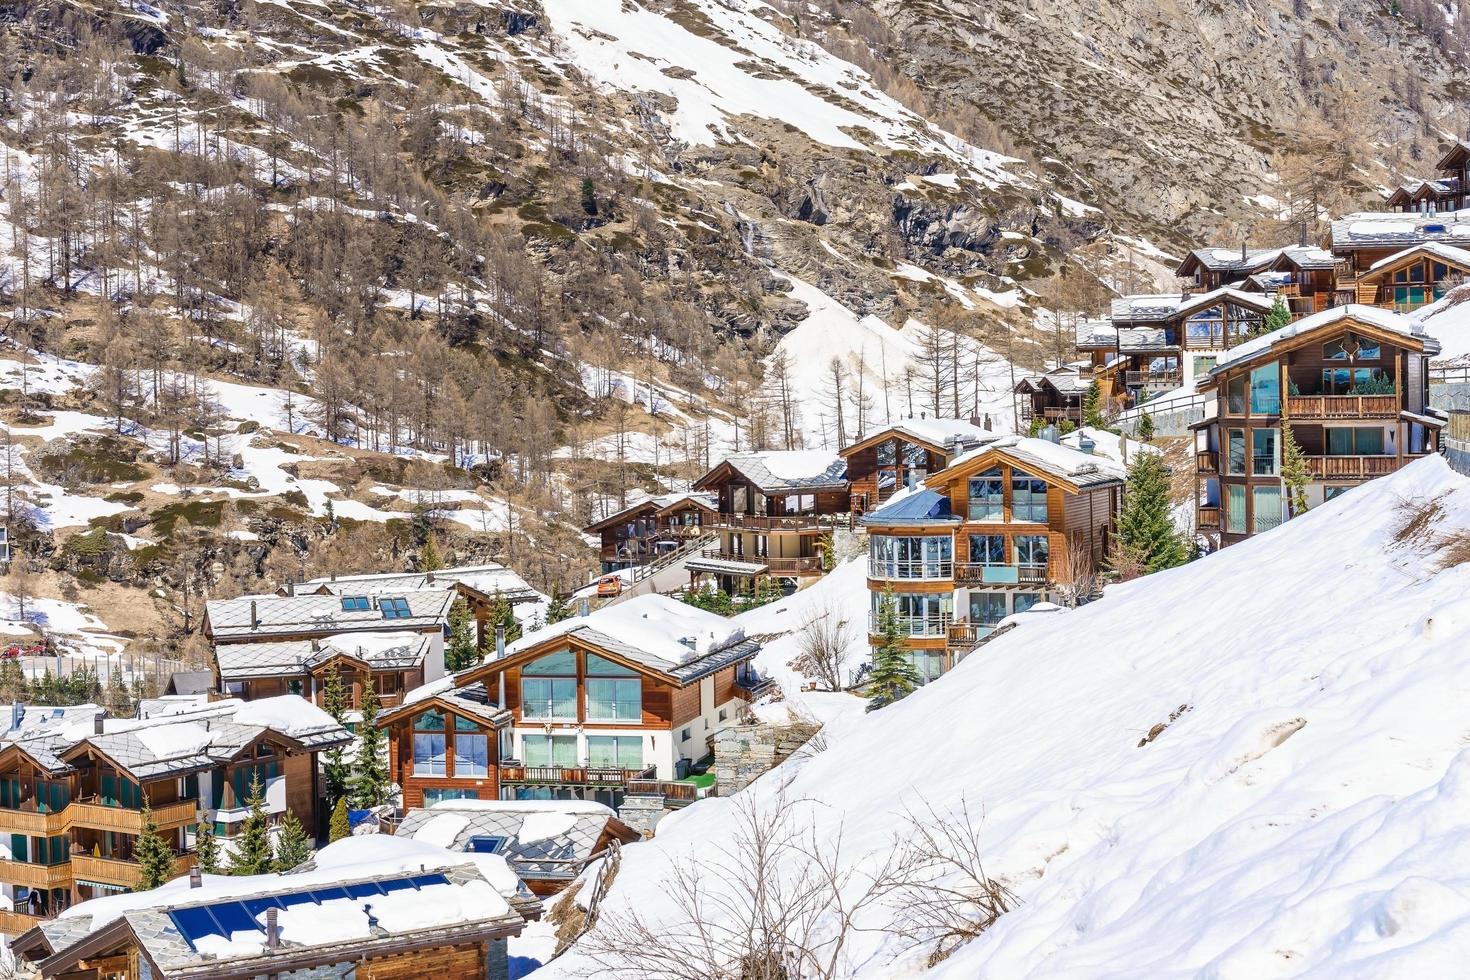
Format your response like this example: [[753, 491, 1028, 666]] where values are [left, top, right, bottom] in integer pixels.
[[499, 765, 655, 786], [68, 798, 197, 835], [0, 859, 71, 891], [733, 674, 776, 701], [1197, 505, 1221, 531], [71, 851, 197, 889], [1126, 371, 1183, 389], [1304, 455, 1400, 479], [626, 779, 700, 806], [1196, 450, 1218, 474], [697, 550, 823, 575], [1042, 407, 1082, 421], [0, 807, 68, 837], [1285, 394, 1398, 419], [946, 621, 992, 648], [953, 563, 1049, 586], [708, 513, 837, 532], [0, 908, 45, 936]]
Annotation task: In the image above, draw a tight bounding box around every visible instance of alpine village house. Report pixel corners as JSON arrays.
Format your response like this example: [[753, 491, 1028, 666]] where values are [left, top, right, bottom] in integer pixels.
[[1193, 305, 1442, 545], [861, 436, 1124, 682]]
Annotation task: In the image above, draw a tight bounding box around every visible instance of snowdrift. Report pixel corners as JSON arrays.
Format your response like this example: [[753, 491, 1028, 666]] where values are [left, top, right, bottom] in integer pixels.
[[548, 456, 1470, 977]]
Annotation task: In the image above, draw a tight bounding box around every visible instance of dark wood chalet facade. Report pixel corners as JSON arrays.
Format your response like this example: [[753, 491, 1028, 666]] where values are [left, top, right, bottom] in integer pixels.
[[861, 437, 1123, 682], [582, 492, 716, 574], [1194, 306, 1443, 547], [840, 420, 996, 517]]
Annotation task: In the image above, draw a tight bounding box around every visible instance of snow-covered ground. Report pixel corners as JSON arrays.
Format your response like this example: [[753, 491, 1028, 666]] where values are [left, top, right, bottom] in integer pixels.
[[545, 456, 1470, 977]]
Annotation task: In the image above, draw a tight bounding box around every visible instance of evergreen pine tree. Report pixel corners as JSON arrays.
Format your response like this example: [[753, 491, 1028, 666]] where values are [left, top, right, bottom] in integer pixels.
[[348, 686, 389, 808], [1281, 415, 1311, 517], [755, 575, 784, 607], [1136, 411, 1155, 443], [581, 177, 597, 216], [487, 592, 521, 644], [105, 666, 131, 717], [195, 821, 221, 875], [1116, 451, 1188, 574], [1082, 379, 1106, 429], [1255, 296, 1291, 338], [545, 592, 572, 624], [818, 530, 835, 572], [444, 597, 479, 671], [133, 797, 176, 890], [419, 533, 443, 571], [227, 773, 274, 876], [328, 796, 351, 843], [322, 666, 349, 807], [866, 589, 921, 712], [272, 809, 313, 872]]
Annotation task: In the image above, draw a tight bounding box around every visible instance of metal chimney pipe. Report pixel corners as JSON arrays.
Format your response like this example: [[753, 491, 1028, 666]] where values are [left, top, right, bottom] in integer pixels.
[[250, 600, 258, 628], [266, 908, 280, 950], [189, 866, 202, 889], [495, 625, 506, 660]]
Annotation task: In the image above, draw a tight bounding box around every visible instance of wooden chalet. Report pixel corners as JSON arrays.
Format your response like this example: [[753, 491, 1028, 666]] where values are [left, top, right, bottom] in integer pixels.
[[290, 562, 542, 649], [582, 492, 716, 574], [0, 698, 348, 934], [205, 591, 454, 710], [1352, 242, 1470, 313], [687, 452, 849, 595], [1175, 247, 1281, 293], [1103, 289, 1273, 406], [861, 436, 1124, 681], [9, 836, 536, 980], [1013, 368, 1090, 429], [380, 596, 767, 809], [1194, 305, 1443, 546], [1383, 141, 1470, 214], [840, 419, 998, 517]]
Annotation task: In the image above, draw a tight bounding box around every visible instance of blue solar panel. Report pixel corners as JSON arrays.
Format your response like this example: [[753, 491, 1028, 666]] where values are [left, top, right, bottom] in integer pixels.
[[170, 906, 227, 944]]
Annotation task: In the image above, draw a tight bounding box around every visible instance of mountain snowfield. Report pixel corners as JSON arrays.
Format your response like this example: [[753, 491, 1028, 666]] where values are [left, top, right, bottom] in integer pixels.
[[547, 456, 1470, 978]]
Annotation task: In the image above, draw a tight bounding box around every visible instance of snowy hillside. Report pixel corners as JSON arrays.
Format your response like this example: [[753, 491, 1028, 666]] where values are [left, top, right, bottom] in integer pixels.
[[548, 456, 1470, 977]]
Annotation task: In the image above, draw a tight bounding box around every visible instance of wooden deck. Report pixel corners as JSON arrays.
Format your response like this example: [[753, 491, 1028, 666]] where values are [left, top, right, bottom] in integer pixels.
[[1304, 455, 1400, 479], [1286, 394, 1398, 419], [0, 908, 44, 936], [499, 765, 654, 786]]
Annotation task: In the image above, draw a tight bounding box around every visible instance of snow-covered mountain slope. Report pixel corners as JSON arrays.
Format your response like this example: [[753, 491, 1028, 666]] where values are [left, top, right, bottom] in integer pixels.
[[548, 456, 1470, 977]]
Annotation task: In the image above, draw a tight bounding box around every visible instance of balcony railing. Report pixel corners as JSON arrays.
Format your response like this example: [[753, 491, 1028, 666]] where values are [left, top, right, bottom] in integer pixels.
[[499, 765, 655, 786], [68, 798, 198, 834], [1196, 450, 1218, 474], [953, 562, 1049, 586], [1286, 394, 1398, 419], [867, 559, 954, 581], [869, 612, 952, 638], [70, 851, 197, 888], [0, 807, 68, 837], [1304, 455, 1400, 479], [697, 550, 823, 575], [0, 859, 71, 891], [1126, 371, 1183, 389], [946, 621, 992, 648], [1252, 454, 1278, 477], [626, 779, 700, 806], [1042, 407, 1082, 421], [1197, 505, 1222, 531], [709, 513, 835, 532], [0, 908, 45, 936]]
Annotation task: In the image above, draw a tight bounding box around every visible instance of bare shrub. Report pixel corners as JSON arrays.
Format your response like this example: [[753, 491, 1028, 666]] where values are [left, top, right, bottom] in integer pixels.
[[885, 796, 1019, 967], [1391, 493, 1447, 547], [789, 600, 854, 691], [1053, 543, 1099, 608]]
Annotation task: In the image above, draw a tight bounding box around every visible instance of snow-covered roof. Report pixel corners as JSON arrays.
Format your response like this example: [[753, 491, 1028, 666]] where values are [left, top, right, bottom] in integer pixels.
[[297, 563, 542, 604], [1367, 240, 1470, 273], [1208, 305, 1439, 376], [940, 436, 1126, 489], [584, 491, 717, 531], [845, 418, 1000, 455], [1110, 287, 1269, 324], [33, 836, 531, 977], [1331, 209, 1470, 247], [207, 590, 455, 640], [215, 632, 434, 681], [1270, 244, 1337, 270], [861, 488, 959, 526], [1076, 319, 1118, 348], [396, 800, 633, 882], [1179, 247, 1281, 273], [698, 451, 847, 493]]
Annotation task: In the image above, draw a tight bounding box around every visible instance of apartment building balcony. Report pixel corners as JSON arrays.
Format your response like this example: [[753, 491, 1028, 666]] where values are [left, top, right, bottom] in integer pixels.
[[499, 765, 656, 787], [708, 513, 838, 532], [1285, 393, 1398, 419], [953, 562, 1049, 587], [0, 807, 68, 837], [1197, 505, 1222, 531], [1126, 370, 1183, 389], [71, 851, 197, 889], [867, 559, 954, 581], [67, 798, 198, 835], [696, 549, 823, 575], [1042, 407, 1082, 423], [946, 620, 992, 649], [868, 612, 952, 638], [0, 908, 45, 935], [625, 779, 700, 808], [1196, 450, 1218, 474], [1304, 455, 1402, 479], [0, 859, 71, 891]]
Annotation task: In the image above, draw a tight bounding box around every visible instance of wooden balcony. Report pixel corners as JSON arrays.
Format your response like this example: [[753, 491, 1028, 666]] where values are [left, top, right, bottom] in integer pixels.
[[946, 621, 991, 649], [953, 563, 1049, 586], [1304, 455, 1400, 479], [499, 765, 654, 786], [1196, 450, 1218, 474], [67, 798, 197, 835], [1197, 505, 1221, 531], [626, 779, 700, 807], [0, 908, 45, 936], [1042, 407, 1082, 422], [1285, 394, 1398, 419], [0, 807, 68, 837], [70, 851, 197, 889], [708, 513, 835, 532], [1125, 371, 1183, 389], [0, 859, 71, 891], [697, 550, 823, 575]]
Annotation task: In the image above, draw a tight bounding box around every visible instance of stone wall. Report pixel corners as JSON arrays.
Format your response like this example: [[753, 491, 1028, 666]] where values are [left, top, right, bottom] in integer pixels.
[[714, 722, 823, 796], [616, 795, 667, 837]]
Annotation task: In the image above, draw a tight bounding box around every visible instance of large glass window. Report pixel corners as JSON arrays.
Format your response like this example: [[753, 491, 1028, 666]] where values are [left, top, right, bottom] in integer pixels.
[[967, 469, 1004, 520], [587, 678, 642, 722], [969, 592, 1007, 629], [587, 736, 643, 769], [1326, 427, 1386, 455], [1011, 469, 1048, 522], [522, 678, 577, 720], [424, 788, 478, 805], [1015, 535, 1049, 569], [904, 651, 943, 684], [1014, 593, 1042, 615], [413, 733, 446, 776], [414, 709, 445, 731], [1249, 362, 1280, 415], [453, 734, 489, 778], [1252, 486, 1283, 534], [523, 735, 577, 768], [1252, 429, 1278, 476], [1227, 429, 1246, 475], [1227, 375, 1246, 415], [1226, 484, 1246, 534], [869, 535, 952, 577], [968, 534, 1005, 565], [879, 593, 953, 636], [586, 653, 637, 676]]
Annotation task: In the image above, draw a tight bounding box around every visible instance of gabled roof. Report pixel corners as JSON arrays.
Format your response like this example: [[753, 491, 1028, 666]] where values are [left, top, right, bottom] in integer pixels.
[[207, 590, 455, 641], [860, 488, 958, 526], [582, 491, 716, 534], [1433, 140, 1470, 172], [1076, 318, 1118, 349], [1207, 305, 1440, 377], [929, 436, 1126, 494], [1364, 241, 1470, 277], [1175, 247, 1281, 277], [376, 681, 510, 730], [215, 632, 435, 682], [840, 418, 1000, 459], [1266, 245, 1337, 272], [693, 451, 847, 494], [1328, 210, 1470, 249], [295, 564, 540, 605], [396, 801, 638, 882], [1110, 287, 1270, 325]]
